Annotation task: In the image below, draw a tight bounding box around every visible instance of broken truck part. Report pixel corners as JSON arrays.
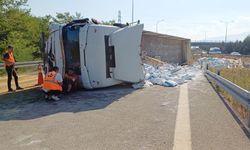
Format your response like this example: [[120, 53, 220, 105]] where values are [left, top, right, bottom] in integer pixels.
[[44, 18, 145, 89]]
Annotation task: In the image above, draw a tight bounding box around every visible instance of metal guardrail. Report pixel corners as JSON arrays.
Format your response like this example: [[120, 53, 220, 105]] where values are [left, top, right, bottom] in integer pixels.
[[204, 67, 250, 128], [0, 61, 42, 70]]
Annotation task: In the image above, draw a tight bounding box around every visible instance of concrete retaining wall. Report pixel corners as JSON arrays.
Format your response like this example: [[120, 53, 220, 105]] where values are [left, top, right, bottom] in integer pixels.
[[141, 31, 191, 64]]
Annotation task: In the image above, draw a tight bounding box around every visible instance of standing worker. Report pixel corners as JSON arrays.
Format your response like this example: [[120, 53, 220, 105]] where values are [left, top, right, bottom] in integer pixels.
[[42, 66, 63, 101], [2, 45, 23, 92]]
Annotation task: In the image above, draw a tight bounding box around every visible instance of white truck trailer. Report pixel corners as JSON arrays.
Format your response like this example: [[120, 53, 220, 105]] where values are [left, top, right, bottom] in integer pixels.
[[44, 18, 145, 89]]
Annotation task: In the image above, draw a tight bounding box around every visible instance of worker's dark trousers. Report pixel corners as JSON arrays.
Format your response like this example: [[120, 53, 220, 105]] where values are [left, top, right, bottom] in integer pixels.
[[44, 90, 61, 96], [5, 65, 19, 90]]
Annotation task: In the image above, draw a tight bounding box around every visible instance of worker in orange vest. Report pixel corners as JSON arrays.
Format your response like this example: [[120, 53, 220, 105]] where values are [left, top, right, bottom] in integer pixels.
[[2, 45, 23, 92], [42, 66, 63, 101]]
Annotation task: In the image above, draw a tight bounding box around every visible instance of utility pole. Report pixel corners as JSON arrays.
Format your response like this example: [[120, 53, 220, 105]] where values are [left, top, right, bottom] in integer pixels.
[[205, 31, 207, 42], [220, 20, 233, 43], [156, 19, 164, 33], [118, 10, 121, 23], [132, 0, 134, 24], [225, 23, 228, 43]]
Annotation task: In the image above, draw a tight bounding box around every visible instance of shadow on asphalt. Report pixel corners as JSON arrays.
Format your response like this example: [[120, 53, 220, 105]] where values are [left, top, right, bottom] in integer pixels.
[[0, 84, 136, 121]]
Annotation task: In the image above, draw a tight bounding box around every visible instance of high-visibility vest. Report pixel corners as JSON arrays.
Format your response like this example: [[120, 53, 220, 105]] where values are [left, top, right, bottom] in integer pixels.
[[42, 71, 62, 91], [4, 52, 15, 66]]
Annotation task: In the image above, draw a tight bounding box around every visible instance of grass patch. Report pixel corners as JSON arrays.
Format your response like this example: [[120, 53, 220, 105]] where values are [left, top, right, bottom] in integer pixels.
[[208, 67, 217, 74], [217, 87, 248, 120], [208, 67, 250, 91], [220, 68, 250, 91]]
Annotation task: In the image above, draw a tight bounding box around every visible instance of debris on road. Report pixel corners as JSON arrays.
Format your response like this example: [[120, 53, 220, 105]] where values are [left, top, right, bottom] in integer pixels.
[[132, 80, 153, 89], [132, 63, 201, 88], [133, 56, 244, 89], [199, 57, 244, 69]]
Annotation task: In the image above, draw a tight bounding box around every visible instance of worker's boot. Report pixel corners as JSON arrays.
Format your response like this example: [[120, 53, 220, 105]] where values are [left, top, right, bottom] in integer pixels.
[[8, 88, 14, 92], [16, 87, 23, 90], [51, 95, 60, 101]]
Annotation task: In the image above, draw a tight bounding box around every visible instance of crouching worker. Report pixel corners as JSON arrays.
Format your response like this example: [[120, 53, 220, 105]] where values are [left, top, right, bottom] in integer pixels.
[[42, 66, 63, 101], [63, 69, 80, 93]]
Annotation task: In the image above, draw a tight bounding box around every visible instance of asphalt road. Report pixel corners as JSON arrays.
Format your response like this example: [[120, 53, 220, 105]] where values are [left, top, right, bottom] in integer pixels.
[[0, 74, 249, 150]]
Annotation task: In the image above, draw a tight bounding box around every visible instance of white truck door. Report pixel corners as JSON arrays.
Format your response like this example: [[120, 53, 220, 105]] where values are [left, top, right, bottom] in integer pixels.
[[109, 24, 144, 83], [45, 24, 64, 75], [54, 29, 64, 74]]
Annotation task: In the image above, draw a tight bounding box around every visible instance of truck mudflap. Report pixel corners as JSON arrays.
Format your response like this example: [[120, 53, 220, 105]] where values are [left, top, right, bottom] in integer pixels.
[[109, 24, 145, 83]]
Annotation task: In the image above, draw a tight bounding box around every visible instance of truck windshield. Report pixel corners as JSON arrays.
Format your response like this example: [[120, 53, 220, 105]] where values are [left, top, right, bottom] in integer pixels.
[[62, 25, 81, 75]]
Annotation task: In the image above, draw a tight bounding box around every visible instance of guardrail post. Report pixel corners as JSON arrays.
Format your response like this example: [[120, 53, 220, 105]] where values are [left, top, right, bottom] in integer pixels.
[[217, 70, 221, 76], [206, 64, 209, 70], [248, 104, 250, 128]]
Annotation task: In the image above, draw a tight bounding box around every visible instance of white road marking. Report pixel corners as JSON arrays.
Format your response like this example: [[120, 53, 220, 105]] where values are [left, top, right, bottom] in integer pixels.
[[173, 83, 192, 150], [25, 140, 42, 146]]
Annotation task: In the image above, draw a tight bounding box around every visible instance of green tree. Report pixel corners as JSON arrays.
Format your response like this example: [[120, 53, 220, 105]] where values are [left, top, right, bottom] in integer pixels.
[[0, 0, 50, 61], [224, 35, 250, 55], [101, 20, 115, 25], [0, 1, 119, 62], [52, 12, 83, 24], [0, 0, 28, 10], [0, 0, 30, 58], [242, 35, 250, 54]]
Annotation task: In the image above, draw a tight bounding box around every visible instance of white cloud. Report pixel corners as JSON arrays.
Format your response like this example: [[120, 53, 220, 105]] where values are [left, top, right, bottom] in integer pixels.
[[144, 17, 250, 41], [237, 16, 250, 21]]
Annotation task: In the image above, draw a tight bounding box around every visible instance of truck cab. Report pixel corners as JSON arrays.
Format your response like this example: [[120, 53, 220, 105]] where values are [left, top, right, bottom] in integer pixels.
[[44, 19, 145, 89]]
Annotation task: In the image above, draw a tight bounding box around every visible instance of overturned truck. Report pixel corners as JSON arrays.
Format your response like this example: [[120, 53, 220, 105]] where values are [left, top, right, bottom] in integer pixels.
[[44, 18, 145, 89]]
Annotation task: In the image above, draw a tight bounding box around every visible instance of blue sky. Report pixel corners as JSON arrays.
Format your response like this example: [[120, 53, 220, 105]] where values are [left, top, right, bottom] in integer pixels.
[[27, 0, 250, 41]]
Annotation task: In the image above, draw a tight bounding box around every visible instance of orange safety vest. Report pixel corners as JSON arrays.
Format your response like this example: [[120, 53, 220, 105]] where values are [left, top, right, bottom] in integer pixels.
[[4, 52, 15, 66], [42, 71, 62, 91]]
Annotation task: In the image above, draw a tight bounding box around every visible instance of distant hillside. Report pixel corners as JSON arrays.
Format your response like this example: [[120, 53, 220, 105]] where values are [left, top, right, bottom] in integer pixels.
[[209, 32, 250, 42], [192, 35, 250, 55], [191, 42, 224, 52], [195, 32, 250, 42]]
